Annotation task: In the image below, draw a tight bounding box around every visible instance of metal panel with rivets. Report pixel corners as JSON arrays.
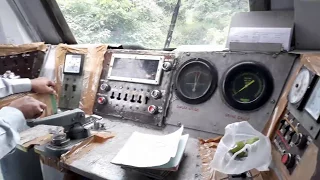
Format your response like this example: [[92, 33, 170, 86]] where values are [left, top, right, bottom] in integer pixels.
[[165, 51, 297, 136], [93, 50, 175, 127]]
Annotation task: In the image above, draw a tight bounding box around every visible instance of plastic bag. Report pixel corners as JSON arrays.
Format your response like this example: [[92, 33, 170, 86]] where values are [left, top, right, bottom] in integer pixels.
[[210, 121, 271, 174]]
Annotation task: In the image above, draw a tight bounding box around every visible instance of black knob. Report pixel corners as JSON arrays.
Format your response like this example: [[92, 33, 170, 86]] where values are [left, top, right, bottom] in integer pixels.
[[287, 131, 296, 144], [292, 133, 308, 149], [282, 124, 291, 136], [278, 119, 286, 130], [281, 153, 295, 168]]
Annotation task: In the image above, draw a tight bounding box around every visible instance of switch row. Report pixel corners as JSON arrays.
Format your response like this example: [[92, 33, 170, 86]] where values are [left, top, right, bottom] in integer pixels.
[[278, 119, 308, 149], [109, 92, 149, 104], [96, 97, 159, 115]]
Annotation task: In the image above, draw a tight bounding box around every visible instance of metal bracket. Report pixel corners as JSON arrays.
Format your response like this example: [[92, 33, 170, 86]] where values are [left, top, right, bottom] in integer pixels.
[[229, 42, 283, 52]]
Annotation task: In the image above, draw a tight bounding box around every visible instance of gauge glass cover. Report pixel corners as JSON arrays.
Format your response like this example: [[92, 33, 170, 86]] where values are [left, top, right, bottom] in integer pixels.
[[289, 68, 310, 104]]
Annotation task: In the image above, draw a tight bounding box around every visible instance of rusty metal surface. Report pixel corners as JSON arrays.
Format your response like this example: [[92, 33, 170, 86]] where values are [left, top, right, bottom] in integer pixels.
[[60, 117, 202, 180], [0, 51, 44, 79], [93, 50, 176, 127]]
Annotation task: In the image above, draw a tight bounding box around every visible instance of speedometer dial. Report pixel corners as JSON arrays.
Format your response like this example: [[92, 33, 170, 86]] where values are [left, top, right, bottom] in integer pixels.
[[175, 58, 218, 104], [288, 68, 311, 104], [221, 61, 274, 111]]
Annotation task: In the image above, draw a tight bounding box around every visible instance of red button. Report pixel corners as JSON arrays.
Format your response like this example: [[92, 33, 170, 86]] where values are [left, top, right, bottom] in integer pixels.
[[97, 97, 106, 104], [148, 106, 154, 112], [281, 154, 289, 164]]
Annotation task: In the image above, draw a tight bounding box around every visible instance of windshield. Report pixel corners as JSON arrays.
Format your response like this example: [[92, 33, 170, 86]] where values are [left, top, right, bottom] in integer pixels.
[[56, 0, 249, 49]]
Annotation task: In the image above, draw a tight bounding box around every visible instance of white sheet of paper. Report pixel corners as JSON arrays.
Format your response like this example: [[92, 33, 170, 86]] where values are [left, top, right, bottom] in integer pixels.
[[111, 126, 184, 168], [227, 27, 292, 51], [151, 134, 189, 170]]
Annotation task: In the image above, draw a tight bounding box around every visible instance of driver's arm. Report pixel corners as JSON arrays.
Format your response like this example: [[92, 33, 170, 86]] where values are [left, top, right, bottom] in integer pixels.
[[0, 78, 31, 98]]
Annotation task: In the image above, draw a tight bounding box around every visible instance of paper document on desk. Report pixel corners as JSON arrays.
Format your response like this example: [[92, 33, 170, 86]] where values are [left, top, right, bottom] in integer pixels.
[[227, 27, 292, 51], [111, 126, 187, 168]]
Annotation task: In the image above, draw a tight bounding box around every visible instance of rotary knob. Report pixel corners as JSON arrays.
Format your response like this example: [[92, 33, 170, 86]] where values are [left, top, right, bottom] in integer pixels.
[[292, 133, 308, 149], [151, 90, 162, 99], [281, 153, 296, 168], [148, 105, 158, 114], [162, 62, 173, 71], [100, 83, 111, 91], [97, 97, 107, 105]]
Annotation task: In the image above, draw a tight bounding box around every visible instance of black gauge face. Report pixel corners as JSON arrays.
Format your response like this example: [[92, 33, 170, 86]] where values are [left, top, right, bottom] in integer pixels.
[[221, 61, 274, 111], [175, 58, 218, 104], [231, 72, 264, 103]]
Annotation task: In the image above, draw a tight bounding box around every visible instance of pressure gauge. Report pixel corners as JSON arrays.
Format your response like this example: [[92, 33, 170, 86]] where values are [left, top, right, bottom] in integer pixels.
[[175, 58, 218, 104], [288, 67, 317, 110], [221, 61, 273, 111], [305, 79, 320, 122], [289, 68, 310, 104], [63, 54, 85, 75]]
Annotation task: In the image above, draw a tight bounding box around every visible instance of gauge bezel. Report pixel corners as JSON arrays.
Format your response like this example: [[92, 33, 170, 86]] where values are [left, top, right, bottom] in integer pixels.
[[288, 68, 311, 104], [221, 61, 274, 111], [288, 67, 317, 111], [175, 58, 218, 104]]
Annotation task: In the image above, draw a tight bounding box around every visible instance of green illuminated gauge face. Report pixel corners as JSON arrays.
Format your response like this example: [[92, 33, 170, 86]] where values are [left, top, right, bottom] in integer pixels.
[[231, 72, 264, 103], [221, 61, 274, 111]]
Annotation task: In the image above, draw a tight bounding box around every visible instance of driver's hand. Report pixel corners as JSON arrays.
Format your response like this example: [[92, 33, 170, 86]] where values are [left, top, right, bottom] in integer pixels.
[[31, 77, 55, 94], [9, 96, 47, 119]]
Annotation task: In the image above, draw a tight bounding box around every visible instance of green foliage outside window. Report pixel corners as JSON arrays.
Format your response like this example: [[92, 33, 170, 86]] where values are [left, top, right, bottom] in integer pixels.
[[57, 0, 248, 48]]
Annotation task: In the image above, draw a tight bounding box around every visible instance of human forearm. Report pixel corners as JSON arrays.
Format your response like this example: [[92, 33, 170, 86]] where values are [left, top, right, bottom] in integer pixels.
[[0, 107, 26, 159], [0, 78, 31, 98]]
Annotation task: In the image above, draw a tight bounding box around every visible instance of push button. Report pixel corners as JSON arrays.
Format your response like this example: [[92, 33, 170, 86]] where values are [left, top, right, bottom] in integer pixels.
[[148, 105, 158, 114], [97, 97, 106, 105]]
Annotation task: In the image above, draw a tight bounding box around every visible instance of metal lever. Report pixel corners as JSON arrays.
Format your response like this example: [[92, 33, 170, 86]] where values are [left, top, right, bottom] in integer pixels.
[[27, 108, 86, 128]]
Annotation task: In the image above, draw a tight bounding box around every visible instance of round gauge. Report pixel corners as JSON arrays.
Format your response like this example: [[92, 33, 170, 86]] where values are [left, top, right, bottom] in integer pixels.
[[175, 58, 218, 104], [288, 68, 311, 104], [221, 61, 274, 111]]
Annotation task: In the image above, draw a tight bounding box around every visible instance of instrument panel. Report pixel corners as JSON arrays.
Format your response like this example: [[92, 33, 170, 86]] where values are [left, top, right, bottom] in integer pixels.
[[93, 50, 175, 126], [166, 51, 296, 136], [93, 49, 296, 137]]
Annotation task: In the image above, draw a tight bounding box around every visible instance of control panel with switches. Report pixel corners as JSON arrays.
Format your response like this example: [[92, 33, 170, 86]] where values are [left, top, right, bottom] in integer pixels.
[[59, 53, 85, 109], [93, 50, 175, 126], [272, 66, 320, 179], [273, 112, 312, 173]]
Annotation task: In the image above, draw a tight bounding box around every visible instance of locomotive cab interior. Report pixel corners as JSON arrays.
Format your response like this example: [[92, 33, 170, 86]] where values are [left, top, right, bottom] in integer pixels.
[[1, 0, 320, 180]]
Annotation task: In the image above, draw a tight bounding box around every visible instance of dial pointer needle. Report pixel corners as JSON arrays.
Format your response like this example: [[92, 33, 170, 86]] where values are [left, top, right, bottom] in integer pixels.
[[233, 80, 255, 96]]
